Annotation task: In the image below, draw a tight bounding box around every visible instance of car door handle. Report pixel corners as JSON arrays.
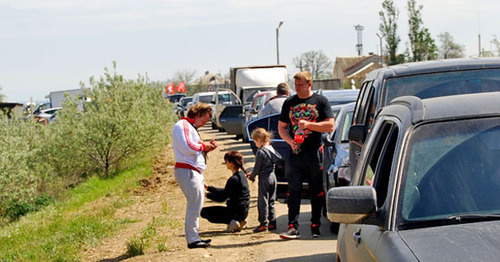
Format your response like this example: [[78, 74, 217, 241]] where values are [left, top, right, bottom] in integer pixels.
[[353, 230, 361, 246]]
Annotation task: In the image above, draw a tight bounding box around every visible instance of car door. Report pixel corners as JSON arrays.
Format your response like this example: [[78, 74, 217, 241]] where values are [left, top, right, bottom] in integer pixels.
[[219, 105, 245, 136], [342, 119, 399, 261]]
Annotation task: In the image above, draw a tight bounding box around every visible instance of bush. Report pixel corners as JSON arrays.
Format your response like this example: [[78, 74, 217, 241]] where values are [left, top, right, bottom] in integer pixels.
[[3, 194, 54, 221], [0, 62, 176, 222]]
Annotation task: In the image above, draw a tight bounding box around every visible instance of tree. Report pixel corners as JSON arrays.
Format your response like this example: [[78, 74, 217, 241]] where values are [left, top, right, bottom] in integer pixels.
[[379, 0, 401, 65], [292, 50, 333, 79], [407, 0, 437, 61], [53, 62, 175, 177], [437, 32, 465, 59], [172, 69, 197, 85], [491, 34, 500, 56]]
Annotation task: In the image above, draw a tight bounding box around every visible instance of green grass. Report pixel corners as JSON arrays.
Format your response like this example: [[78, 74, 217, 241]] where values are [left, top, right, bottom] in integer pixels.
[[0, 160, 153, 262]]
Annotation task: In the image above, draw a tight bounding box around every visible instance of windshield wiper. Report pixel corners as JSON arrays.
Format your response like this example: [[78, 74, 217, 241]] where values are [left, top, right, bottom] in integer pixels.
[[447, 214, 500, 222], [400, 213, 500, 230]]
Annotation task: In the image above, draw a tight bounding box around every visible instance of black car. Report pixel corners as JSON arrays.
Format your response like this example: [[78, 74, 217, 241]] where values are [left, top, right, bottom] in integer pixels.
[[328, 92, 500, 262], [321, 102, 355, 192], [166, 94, 185, 103], [349, 58, 500, 173]]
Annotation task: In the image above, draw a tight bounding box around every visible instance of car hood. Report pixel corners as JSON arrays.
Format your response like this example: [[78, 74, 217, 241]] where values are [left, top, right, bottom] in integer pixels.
[[398, 221, 500, 261]]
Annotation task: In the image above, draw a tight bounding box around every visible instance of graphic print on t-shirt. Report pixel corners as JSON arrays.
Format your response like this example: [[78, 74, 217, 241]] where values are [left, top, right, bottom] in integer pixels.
[[289, 103, 318, 140]]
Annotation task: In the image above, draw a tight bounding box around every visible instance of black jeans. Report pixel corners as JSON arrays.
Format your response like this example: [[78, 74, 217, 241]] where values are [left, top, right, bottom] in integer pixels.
[[285, 148, 325, 229], [201, 205, 248, 224]]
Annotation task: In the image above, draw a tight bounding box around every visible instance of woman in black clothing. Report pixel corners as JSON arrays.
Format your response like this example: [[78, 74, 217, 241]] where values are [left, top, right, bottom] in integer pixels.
[[201, 151, 250, 232]]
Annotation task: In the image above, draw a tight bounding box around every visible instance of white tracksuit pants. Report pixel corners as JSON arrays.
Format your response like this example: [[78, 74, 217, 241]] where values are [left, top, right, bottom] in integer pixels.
[[174, 167, 205, 244]]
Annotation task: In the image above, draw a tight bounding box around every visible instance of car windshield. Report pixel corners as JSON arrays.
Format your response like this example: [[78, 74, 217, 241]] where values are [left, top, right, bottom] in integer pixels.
[[245, 87, 275, 104], [181, 98, 192, 106], [383, 68, 500, 106], [398, 117, 500, 228], [199, 95, 213, 103]]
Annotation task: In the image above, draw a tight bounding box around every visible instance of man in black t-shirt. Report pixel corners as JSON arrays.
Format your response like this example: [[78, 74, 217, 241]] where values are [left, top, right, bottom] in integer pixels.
[[278, 71, 335, 239]]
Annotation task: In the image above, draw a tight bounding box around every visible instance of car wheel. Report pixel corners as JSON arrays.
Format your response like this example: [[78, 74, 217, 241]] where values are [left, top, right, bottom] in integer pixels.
[[211, 121, 217, 129]]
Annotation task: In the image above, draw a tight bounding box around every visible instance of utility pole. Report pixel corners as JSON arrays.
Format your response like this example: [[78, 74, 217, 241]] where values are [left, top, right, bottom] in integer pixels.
[[355, 25, 364, 56], [376, 33, 386, 66], [276, 20, 284, 64]]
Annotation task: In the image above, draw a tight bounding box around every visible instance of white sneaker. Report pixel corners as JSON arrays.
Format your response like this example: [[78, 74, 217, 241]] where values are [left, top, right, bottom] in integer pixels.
[[226, 219, 240, 232]]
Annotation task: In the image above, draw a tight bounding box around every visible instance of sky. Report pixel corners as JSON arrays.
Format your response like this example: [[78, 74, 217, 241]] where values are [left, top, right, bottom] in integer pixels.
[[1, 0, 498, 103]]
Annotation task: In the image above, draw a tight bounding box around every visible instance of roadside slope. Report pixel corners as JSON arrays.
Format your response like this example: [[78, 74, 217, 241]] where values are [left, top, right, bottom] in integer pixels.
[[81, 126, 337, 261]]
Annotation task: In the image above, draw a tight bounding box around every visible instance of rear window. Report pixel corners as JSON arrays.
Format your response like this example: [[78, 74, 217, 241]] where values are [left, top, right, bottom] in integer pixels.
[[383, 68, 500, 106]]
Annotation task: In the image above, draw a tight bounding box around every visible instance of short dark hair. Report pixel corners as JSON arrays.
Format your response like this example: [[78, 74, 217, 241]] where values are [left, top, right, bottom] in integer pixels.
[[276, 82, 290, 96]]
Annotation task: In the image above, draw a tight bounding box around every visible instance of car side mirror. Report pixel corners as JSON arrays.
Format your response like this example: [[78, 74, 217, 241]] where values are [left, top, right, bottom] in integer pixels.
[[326, 186, 377, 224], [348, 124, 367, 143]]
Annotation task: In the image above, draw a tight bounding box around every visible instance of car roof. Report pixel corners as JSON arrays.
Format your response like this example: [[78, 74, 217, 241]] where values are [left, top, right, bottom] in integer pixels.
[[382, 92, 500, 125], [320, 89, 359, 105], [365, 57, 500, 81]]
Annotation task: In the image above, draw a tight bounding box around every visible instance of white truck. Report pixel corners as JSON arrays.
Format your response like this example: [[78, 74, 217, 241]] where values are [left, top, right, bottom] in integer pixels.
[[229, 65, 288, 105], [219, 65, 288, 140]]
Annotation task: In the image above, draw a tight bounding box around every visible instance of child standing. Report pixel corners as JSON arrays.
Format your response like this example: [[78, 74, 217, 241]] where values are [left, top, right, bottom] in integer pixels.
[[248, 128, 282, 233], [201, 151, 250, 233]]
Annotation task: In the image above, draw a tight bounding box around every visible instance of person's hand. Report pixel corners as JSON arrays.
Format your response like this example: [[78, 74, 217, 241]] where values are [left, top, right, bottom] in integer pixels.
[[204, 183, 208, 190], [298, 120, 309, 130], [204, 141, 217, 153], [286, 138, 298, 150]]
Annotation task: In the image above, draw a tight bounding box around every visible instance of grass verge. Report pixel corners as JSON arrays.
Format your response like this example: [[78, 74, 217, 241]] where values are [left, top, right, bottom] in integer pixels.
[[0, 160, 153, 262]]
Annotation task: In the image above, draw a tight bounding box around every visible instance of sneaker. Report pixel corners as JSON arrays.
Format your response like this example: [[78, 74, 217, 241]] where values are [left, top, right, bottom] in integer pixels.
[[311, 223, 321, 238], [187, 240, 211, 249], [253, 223, 267, 233], [267, 221, 277, 231], [279, 225, 300, 239], [226, 219, 240, 233]]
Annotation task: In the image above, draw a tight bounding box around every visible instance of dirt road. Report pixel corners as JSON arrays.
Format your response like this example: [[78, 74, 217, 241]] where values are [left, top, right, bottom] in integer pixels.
[[81, 125, 338, 261]]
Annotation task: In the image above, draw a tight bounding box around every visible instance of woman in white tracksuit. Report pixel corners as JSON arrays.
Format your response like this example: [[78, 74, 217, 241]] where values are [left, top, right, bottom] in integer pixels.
[[172, 103, 217, 249]]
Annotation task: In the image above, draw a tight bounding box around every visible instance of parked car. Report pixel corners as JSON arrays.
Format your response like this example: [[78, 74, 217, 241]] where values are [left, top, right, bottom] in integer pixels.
[[245, 90, 276, 123], [321, 102, 355, 192], [245, 90, 359, 198], [349, 57, 500, 173], [219, 91, 275, 141], [319, 89, 360, 106], [175, 96, 193, 118], [166, 94, 185, 103], [35, 107, 61, 124], [327, 92, 500, 262], [191, 90, 240, 129]]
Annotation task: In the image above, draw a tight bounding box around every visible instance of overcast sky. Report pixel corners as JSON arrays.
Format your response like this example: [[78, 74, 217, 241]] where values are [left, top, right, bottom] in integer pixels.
[[1, 0, 498, 103]]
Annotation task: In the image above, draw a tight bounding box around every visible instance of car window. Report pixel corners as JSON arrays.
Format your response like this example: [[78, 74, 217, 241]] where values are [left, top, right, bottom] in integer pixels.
[[340, 110, 354, 142], [383, 68, 500, 106], [353, 81, 371, 125], [399, 117, 500, 224], [361, 120, 399, 208], [363, 87, 377, 132], [220, 105, 243, 118]]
